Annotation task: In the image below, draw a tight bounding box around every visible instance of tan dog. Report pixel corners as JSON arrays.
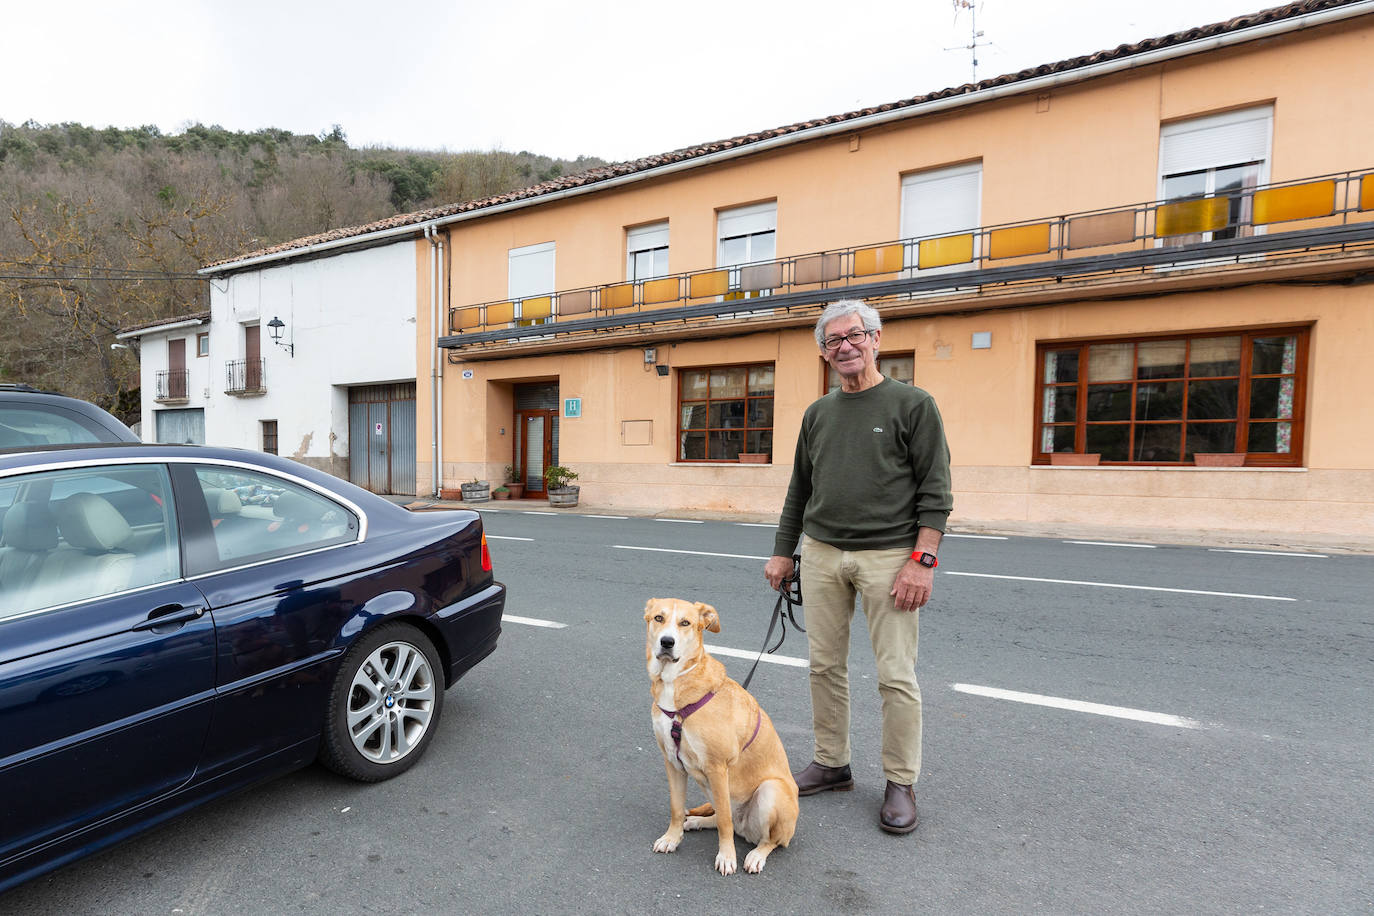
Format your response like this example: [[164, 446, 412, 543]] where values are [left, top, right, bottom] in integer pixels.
[[645, 598, 799, 875]]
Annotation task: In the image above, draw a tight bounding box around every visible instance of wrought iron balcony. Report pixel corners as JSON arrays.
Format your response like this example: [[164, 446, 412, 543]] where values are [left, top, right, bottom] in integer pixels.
[[155, 369, 189, 404], [443, 167, 1374, 350], [225, 358, 266, 396]]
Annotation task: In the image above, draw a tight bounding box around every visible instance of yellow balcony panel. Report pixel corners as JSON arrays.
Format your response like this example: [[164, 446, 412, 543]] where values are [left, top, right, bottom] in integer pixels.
[[918, 234, 974, 269], [486, 301, 516, 325], [1253, 181, 1335, 225], [1156, 197, 1229, 237], [602, 283, 635, 312], [520, 296, 552, 320], [1068, 210, 1136, 249], [642, 277, 681, 305], [794, 253, 841, 285], [558, 289, 593, 316], [989, 223, 1050, 260], [453, 306, 482, 332], [689, 270, 730, 299], [854, 244, 904, 277], [1360, 174, 1374, 211]]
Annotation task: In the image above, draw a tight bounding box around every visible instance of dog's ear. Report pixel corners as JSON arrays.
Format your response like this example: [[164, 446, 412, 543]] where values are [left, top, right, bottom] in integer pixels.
[[644, 598, 659, 620], [696, 602, 720, 633]]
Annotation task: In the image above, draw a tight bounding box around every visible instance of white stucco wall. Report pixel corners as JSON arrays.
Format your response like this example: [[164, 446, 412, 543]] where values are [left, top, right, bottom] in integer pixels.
[[135, 324, 212, 442], [190, 241, 417, 466]]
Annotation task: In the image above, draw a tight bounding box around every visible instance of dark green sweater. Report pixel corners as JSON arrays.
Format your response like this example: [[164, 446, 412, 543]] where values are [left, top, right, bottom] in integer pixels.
[[773, 378, 953, 555]]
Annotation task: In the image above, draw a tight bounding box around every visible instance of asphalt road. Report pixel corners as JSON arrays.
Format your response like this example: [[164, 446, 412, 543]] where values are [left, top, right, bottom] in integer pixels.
[[4, 510, 1371, 914]]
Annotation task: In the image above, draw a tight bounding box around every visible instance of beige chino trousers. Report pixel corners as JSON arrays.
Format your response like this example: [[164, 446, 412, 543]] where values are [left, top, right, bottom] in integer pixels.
[[800, 535, 922, 786]]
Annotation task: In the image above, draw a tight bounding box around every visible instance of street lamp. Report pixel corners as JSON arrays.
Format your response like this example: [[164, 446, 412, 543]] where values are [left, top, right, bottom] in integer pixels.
[[266, 316, 294, 357]]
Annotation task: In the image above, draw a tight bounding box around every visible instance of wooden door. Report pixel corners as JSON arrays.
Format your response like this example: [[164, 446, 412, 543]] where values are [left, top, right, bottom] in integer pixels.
[[167, 338, 187, 398]]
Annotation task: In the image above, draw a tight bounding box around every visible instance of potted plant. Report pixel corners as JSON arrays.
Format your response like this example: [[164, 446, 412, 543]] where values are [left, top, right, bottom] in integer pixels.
[[1050, 452, 1101, 466], [544, 465, 580, 508], [1194, 452, 1246, 467], [439, 486, 462, 501], [492, 485, 510, 500], [460, 477, 490, 502], [503, 464, 525, 500]]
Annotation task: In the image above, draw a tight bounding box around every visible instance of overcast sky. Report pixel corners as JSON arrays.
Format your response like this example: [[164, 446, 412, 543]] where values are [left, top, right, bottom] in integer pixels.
[[5, 0, 1284, 163]]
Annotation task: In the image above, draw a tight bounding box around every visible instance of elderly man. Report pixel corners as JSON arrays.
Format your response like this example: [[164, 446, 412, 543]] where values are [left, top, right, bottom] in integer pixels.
[[764, 298, 952, 834]]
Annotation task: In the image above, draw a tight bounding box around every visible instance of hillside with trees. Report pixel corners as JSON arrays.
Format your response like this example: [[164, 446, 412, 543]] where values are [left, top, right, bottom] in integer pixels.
[[0, 120, 606, 422]]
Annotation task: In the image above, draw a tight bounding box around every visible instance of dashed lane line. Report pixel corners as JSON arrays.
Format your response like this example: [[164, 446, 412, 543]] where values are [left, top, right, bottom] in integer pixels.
[[1064, 540, 1157, 549], [1208, 548, 1328, 558], [944, 570, 1294, 601], [612, 545, 769, 561], [502, 615, 568, 629], [952, 683, 1202, 729]]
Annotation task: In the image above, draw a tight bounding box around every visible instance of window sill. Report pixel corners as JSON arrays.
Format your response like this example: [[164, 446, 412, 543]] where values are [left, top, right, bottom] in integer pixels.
[[1030, 464, 1306, 471]]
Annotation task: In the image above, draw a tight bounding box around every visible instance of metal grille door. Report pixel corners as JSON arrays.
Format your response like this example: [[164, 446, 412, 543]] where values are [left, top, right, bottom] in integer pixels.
[[347, 382, 417, 495]]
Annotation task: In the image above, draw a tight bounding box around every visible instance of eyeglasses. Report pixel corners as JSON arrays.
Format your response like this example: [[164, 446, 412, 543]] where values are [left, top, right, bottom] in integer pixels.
[[822, 328, 874, 350]]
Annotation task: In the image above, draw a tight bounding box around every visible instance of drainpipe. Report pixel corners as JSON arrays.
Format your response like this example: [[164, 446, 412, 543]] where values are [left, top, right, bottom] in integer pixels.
[[425, 225, 445, 498]]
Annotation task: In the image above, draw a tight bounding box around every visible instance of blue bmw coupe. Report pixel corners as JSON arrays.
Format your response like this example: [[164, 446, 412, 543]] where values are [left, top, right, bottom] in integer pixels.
[[0, 443, 504, 892]]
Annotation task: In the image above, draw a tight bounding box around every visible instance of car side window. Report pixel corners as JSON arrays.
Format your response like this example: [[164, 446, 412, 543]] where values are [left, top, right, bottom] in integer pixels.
[[0, 464, 180, 621], [0, 407, 106, 448], [192, 466, 358, 569]]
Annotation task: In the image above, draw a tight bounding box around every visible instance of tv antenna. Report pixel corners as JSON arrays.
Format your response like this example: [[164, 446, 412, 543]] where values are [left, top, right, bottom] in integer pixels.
[[946, 0, 989, 83]]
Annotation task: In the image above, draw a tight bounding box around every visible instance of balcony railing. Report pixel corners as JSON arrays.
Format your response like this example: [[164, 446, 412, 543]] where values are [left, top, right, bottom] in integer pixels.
[[225, 358, 266, 396], [155, 369, 189, 403], [447, 168, 1374, 343]]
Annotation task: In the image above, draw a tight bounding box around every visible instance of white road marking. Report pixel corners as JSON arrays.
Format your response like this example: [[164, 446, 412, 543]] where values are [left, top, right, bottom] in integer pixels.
[[736, 522, 777, 528], [952, 683, 1202, 729], [522, 511, 558, 516], [503, 614, 569, 629], [586, 514, 629, 520], [946, 533, 1008, 540], [613, 545, 769, 561], [487, 535, 534, 541], [944, 570, 1293, 601], [1065, 540, 1157, 549], [655, 518, 704, 524], [706, 644, 808, 668], [1208, 548, 1328, 558]]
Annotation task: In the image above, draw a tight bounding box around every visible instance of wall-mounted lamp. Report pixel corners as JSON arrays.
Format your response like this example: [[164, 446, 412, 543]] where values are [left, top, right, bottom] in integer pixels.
[[266, 316, 294, 357], [655, 365, 670, 377]]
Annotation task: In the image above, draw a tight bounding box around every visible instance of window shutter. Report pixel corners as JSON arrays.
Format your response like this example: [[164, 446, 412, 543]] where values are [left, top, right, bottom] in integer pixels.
[[627, 222, 669, 252], [509, 242, 555, 299], [717, 202, 777, 240], [900, 163, 982, 240], [1160, 107, 1272, 176]]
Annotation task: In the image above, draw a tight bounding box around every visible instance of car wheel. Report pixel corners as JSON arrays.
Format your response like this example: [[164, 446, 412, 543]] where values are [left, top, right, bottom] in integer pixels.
[[319, 623, 445, 782]]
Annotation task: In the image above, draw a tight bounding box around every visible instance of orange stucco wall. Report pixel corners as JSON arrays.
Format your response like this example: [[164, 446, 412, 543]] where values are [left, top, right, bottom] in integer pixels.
[[413, 18, 1374, 542]]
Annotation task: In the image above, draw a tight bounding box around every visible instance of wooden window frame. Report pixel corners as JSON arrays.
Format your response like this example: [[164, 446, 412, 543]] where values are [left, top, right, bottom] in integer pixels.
[[1033, 326, 1308, 467], [823, 351, 915, 394], [261, 419, 278, 456], [677, 362, 774, 463]]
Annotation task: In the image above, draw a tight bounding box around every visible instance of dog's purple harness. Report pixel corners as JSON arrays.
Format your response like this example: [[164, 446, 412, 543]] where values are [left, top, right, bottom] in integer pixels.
[[658, 691, 762, 763]]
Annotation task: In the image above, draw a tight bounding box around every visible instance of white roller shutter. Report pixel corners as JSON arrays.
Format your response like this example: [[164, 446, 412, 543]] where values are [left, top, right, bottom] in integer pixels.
[[1160, 107, 1272, 176], [900, 162, 982, 240]]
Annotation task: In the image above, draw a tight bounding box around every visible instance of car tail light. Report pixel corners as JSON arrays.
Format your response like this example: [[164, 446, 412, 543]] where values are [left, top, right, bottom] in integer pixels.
[[480, 532, 492, 572]]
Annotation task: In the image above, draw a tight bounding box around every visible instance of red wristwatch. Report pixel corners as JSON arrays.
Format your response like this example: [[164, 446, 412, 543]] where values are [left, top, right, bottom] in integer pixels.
[[911, 551, 938, 568]]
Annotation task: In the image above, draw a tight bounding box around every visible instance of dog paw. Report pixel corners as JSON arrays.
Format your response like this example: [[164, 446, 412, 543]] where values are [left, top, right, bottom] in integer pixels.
[[743, 849, 768, 874], [714, 851, 737, 876], [652, 832, 681, 854], [683, 816, 709, 831]]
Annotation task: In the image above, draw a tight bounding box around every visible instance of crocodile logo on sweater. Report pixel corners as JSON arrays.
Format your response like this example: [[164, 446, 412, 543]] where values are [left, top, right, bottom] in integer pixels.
[[873, 427, 884, 433]]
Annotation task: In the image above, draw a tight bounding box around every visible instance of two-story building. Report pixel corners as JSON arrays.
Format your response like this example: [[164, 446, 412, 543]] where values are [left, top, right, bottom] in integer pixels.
[[195, 0, 1374, 543]]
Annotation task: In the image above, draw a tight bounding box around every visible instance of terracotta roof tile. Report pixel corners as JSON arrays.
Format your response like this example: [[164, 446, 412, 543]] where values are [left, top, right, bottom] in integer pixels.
[[203, 0, 1358, 271]]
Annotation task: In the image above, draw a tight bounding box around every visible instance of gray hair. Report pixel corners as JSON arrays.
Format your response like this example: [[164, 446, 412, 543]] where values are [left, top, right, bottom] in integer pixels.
[[814, 299, 881, 349]]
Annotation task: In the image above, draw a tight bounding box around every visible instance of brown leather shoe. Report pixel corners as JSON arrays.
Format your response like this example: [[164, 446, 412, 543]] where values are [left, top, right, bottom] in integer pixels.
[[880, 781, 918, 834], [793, 760, 854, 796]]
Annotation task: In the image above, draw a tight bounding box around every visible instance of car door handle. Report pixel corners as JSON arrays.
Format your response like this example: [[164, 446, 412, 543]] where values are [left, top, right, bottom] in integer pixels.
[[132, 603, 207, 632]]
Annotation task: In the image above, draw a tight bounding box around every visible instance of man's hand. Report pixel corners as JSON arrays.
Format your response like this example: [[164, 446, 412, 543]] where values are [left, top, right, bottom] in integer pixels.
[[890, 559, 934, 612], [764, 554, 795, 591]]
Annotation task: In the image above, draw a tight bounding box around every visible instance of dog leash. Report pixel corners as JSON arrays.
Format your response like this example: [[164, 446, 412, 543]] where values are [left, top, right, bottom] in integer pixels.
[[740, 553, 804, 691]]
